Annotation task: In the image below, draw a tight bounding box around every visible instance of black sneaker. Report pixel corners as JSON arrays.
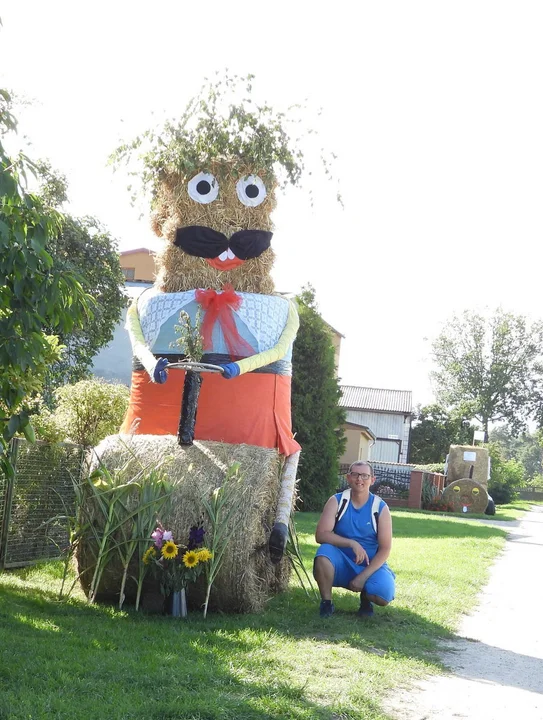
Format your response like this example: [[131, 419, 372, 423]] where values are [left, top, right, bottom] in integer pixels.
[[357, 595, 374, 617], [319, 599, 335, 618]]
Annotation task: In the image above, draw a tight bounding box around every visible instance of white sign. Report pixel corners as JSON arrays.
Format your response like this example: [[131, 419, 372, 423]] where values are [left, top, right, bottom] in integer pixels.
[[473, 431, 486, 442], [463, 451, 477, 462], [388, 434, 399, 440]]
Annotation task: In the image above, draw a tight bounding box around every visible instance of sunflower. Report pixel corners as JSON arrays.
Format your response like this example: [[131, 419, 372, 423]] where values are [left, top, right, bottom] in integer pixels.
[[143, 546, 157, 565], [182, 550, 199, 568], [161, 540, 179, 560], [196, 548, 212, 563]]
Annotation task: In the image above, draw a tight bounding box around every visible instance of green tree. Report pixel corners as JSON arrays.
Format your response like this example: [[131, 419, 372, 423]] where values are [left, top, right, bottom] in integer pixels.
[[410, 404, 476, 464], [489, 426, 543, 480], [0, 89, 91, 475], [36, 161, 126, 392], [487, 442, 525, 504], [291, 286, 346, 511], [432, 309, 543, 437]]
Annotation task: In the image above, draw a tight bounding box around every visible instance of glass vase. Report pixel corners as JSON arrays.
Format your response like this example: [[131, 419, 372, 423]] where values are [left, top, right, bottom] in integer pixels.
[[168, 588, 187, 618]]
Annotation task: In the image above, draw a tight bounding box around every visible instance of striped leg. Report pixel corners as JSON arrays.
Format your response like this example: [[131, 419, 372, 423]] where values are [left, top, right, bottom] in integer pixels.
[[269, 450, 301, 563]]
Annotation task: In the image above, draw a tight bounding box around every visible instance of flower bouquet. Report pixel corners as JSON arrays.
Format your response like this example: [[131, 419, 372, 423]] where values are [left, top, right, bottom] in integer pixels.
[[143, 522, 212, 616]]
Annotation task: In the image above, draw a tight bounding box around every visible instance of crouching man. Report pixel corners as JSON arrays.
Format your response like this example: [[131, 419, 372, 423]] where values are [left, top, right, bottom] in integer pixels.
[[313, 461, 395, 618]]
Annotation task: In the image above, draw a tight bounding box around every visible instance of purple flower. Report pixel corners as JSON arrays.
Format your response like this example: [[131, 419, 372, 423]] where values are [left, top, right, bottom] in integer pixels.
[[188, 523, 205, 549], [151, 528, 164, 548], [162, 530, 173, 542]]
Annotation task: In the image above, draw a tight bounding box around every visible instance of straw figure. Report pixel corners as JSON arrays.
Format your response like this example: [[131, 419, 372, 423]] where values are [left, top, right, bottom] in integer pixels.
[[442, 478, 489, 513], [82, 76, 339, 611]]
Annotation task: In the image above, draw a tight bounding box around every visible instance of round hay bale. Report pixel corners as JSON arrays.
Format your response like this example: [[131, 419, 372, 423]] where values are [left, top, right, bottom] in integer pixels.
[[447, 445, 489, 488], [77, 435, 291, 613], [442, 478, 489, 513]]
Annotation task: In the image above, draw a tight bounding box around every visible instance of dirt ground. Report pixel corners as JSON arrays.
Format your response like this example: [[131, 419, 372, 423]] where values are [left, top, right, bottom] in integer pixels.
[[383, 506, 543, 720]]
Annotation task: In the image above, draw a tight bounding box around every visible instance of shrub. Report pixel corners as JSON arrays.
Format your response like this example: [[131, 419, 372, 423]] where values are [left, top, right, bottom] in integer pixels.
[[415, 463, 446, 474], [30, 403, 66, 444], [421, 476, 440, 509], [426, 497, 455, 513], [50, 378, 129, 446]]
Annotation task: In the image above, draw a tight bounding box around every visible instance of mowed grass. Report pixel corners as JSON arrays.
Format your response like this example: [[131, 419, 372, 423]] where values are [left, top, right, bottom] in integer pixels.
[[0, 509, 511, 720]]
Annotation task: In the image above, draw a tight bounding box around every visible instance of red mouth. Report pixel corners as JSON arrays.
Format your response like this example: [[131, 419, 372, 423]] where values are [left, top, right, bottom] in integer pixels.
[[206, 256, 245, 271]]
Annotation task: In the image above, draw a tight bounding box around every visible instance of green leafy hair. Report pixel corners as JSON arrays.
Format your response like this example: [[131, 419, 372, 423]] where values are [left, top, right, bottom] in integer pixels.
[[110, 72, 340, 207]]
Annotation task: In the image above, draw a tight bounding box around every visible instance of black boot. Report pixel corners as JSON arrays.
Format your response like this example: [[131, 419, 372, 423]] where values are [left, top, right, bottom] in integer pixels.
[[268, 522, 288, 564]]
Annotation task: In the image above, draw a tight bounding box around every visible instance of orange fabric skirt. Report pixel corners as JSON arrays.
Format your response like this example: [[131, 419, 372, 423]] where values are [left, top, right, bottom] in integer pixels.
[[120, 370, 301, 456]]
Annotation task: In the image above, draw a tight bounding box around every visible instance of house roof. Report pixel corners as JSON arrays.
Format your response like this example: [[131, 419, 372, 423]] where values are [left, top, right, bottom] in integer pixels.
[[120, 248, 156, 257], [343, 422, 376, 440], [340, 386, 413, 414]]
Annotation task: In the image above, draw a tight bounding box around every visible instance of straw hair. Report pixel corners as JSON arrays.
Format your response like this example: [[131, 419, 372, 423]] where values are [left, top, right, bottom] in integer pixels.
[[78, 435, 291, 613], [153, 160, 277, 294]]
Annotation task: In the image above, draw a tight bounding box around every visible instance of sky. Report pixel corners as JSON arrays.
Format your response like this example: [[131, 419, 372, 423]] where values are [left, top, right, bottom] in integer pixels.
[[2, 1, 543, 408]]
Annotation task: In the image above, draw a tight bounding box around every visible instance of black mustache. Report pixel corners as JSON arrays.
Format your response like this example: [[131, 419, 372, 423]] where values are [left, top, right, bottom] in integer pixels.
[[174, 226, 272, 260]]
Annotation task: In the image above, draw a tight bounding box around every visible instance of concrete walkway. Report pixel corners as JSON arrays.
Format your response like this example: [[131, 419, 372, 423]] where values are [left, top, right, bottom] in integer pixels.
[[384, 506, 543, 720]]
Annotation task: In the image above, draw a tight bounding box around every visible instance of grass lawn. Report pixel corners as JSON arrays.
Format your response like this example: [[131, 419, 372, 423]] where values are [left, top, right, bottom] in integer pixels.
[[0, 509, 510, 720]]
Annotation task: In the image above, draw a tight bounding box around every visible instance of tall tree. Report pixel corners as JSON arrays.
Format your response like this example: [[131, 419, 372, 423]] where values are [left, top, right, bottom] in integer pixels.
[[291, 286, 346, 511], [410, 403, 476, 464], [489, 426, 543, 480], [432, 309, 543, 437], [0, 89, 91, 475], [36, 161, 126, 392]]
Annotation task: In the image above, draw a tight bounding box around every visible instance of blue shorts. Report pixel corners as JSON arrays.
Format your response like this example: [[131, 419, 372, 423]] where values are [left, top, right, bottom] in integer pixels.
[[315, 544, 396, 602]]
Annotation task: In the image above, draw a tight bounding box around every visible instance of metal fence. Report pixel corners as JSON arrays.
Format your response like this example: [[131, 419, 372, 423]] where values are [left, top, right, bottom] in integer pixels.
[[338, 461, 411, 500], [513, 486, 543, 501], [0, 439, 85, 569]]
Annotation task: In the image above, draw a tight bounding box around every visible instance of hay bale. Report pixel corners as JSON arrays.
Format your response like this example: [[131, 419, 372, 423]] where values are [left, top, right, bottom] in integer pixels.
[[78, 435, 291, 613], [442, 478, 489, 513], [447, 445, 489, 488]]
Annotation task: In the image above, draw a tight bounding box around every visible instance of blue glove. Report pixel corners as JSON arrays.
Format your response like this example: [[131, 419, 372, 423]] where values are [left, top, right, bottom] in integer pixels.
[[220, 362, 240, 379], [153, 357, 169, 384]]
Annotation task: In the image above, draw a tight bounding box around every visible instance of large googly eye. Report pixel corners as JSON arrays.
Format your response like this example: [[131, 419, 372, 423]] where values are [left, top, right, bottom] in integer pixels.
[[236, 175, 267, 207], [472, 487, 480, 495], [187, 172, 219, 204], [453, 486, 460, 493]]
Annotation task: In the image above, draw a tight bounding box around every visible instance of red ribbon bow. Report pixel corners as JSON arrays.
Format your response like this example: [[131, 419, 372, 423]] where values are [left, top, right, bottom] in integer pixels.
[[195, 284, 253, 359]]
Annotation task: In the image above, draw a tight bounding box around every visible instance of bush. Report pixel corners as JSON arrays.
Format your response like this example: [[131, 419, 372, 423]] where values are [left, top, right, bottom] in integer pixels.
[[426, 497, 455, 513], [34, 378, 129, 446], [415, 463, 446, 474], [30, 402, 66, 444]]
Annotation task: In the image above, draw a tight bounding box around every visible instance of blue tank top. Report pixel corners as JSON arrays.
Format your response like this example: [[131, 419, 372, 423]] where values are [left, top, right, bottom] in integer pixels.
[[334, 492, 385, 562]]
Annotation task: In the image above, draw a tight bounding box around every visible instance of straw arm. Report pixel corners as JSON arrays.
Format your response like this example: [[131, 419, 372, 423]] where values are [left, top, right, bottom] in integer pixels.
[[234, 299, 299, 376], [125, 301, 162, 380]]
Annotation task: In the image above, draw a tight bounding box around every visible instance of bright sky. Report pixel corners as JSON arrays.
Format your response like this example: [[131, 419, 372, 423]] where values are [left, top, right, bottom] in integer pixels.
[[2, 1, 543, 407]]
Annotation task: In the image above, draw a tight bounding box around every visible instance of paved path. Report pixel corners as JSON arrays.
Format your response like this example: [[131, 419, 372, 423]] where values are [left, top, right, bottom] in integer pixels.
[[384, 506, 543, 720]]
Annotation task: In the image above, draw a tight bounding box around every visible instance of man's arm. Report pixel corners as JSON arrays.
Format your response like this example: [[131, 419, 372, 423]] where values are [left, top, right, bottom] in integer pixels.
[[315, 496, 369, 565], [350, 504, 393, 586]]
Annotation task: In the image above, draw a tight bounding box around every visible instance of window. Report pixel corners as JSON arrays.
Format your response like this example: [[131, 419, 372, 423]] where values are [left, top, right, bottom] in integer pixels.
[[122, 267, 135, 280]]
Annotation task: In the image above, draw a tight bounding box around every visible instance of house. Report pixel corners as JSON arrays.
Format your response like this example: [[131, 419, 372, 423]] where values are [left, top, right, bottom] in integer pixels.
[[91, 249, 157, 384], [91, 281, 153, 386], [119, 248, 157, 282], [339, 386, 413, 465]]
